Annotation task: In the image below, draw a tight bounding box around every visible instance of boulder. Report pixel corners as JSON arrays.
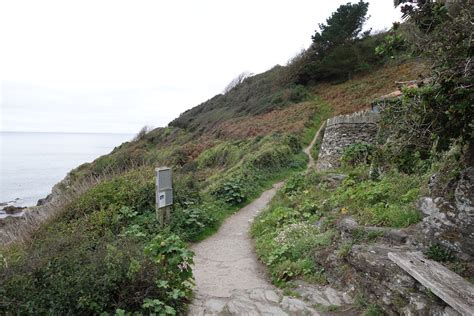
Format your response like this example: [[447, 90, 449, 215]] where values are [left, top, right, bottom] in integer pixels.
[[3, 205, 25, 214], [416, 167, 474, 258]]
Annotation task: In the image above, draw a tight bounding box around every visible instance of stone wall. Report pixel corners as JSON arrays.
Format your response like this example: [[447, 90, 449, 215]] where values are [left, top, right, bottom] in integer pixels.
[[316, 110, 380, 170]]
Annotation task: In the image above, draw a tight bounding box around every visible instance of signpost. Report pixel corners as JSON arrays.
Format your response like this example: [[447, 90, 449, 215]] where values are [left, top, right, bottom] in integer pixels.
[[156, 167, 173, 227]]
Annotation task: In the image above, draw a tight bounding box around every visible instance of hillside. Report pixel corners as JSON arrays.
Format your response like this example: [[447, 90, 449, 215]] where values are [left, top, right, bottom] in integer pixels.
[[1, 1, 472, 314], [0, 56, 427, 314]]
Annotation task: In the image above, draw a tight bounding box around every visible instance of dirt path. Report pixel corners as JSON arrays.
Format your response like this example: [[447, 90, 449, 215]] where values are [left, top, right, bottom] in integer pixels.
[[191, 182, 283, 298], [188, 125, 337, 315], [303, 122, 326, 169]]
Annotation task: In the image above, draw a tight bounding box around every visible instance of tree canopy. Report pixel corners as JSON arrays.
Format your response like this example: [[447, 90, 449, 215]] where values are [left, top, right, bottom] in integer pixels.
[[292, 1, 380, 84], [312, 1, 370, 56]]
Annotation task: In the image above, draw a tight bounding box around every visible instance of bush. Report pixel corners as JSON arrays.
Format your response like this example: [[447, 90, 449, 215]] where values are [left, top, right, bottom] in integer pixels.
[[1, 233, 193, 314], [375, 32, 407, 58], [332, 171, 423, 227], [133, 125, 152, 142], [281, 172, 305, 196], [142, 234, 194, 314], [341, 142, 375, 167], [425, 244, 455, 262], [171, 207, 216, 241], [211, 179, 246, 205], [0, 168, 196, 315], [65, 169, 155, 221], [249, 144, 293, 171], [196, 142, 241, 169]]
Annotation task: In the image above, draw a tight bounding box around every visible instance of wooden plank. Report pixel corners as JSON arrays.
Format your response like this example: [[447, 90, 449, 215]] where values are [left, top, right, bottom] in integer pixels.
[[388, 251, 474, 316]]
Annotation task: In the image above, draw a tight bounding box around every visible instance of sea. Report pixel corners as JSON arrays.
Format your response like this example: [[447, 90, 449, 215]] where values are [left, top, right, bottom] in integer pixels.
[[0, 132, 133, 214]]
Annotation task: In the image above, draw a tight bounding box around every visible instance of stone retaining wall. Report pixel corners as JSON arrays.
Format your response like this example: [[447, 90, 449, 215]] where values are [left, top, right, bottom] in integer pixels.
[[316, 110, 380, 170]]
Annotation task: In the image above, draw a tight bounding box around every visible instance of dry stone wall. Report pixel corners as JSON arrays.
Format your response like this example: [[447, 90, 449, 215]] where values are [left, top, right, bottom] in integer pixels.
[[316, 110, 380, 170]]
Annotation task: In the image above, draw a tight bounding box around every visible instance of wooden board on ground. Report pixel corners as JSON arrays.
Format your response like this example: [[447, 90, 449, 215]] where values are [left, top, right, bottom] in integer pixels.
[[388, 251, 474, 316]]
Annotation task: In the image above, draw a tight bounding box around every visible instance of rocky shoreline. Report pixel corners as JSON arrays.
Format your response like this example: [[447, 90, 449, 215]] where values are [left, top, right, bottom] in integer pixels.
[[0, 172, 78, 245]]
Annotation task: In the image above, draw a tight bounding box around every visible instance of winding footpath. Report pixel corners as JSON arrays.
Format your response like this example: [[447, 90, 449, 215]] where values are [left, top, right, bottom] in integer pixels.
[[188, 124, 351, 315], [191, 182, 283, 299]]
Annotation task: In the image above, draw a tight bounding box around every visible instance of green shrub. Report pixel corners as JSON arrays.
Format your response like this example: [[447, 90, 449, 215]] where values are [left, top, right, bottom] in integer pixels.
[[282, 172, 305, 196], [332, 171, 423, 227], [363, 304, 384, 316], [196, 142, 241, 168], [142, 234, 194, 314], [375, 32, 407, 58], [283, 134, 303, 154], [288, 85, 310, 103], [341, 142, 375, 167], [63, 170, 155, 223], [211, 179, 246, 205], [171, 207, 216, 241], [249, 144, 293, 171], [1, 234, 192, 314], [425, 244, 455, 262]]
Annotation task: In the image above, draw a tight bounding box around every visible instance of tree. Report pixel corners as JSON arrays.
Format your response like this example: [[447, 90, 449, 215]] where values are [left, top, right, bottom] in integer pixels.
[[312, 1, 370, 56], [294, 1, 379, 84], [381, 0, 473, 154], [393, 0, 449, 32], [222, 72, 253, 94]]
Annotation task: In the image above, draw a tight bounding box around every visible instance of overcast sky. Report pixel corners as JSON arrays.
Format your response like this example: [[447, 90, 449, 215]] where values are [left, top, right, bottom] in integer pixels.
[[0, 0, 401, 134]]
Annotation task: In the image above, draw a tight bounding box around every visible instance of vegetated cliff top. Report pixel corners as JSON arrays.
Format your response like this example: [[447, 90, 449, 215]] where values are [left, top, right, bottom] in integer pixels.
[[169, 57, 427, 137]]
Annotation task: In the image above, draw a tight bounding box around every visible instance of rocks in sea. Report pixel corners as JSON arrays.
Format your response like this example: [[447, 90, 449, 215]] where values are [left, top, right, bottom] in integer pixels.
[[36, 194, 52, 206], [3, 205, 26, 214]]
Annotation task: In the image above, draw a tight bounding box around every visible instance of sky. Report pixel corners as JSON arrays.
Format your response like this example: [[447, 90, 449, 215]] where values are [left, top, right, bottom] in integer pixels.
[[0, 0, 402, 134]]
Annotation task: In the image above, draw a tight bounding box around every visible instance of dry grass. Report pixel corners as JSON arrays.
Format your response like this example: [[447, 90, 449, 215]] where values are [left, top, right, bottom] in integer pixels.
[[0, 162, 145, 247], [314, 59, 429, 115], [213, 102, 315, 139]]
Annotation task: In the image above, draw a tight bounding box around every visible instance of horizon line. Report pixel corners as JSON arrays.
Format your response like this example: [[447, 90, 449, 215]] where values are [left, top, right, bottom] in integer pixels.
[[0, 130, 136, 135]]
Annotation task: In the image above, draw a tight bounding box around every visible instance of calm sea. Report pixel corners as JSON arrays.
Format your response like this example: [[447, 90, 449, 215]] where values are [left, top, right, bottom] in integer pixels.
[[0, 132, 133, 208]]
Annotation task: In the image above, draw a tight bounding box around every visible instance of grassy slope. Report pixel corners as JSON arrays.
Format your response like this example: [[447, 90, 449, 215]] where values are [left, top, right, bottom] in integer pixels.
[[0, 57, 427, 314], [249, 70, 431, 288], [316, 58, 428, 115]]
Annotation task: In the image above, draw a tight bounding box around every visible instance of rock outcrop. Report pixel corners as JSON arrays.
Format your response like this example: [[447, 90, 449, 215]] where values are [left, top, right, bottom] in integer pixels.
[[416, 166, 474, 259]]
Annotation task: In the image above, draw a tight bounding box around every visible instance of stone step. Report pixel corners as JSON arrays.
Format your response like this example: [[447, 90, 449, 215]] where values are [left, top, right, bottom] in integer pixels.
[[188, 285, 354, 315], [188, 288, 319, 315]]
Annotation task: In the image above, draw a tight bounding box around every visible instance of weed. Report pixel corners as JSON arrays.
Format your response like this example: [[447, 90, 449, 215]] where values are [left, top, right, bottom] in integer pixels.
[[363, 304, 384, 316], [425, 244, 455, 262], [341, 142, 375, 167], [337, 242, 353, 259]]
